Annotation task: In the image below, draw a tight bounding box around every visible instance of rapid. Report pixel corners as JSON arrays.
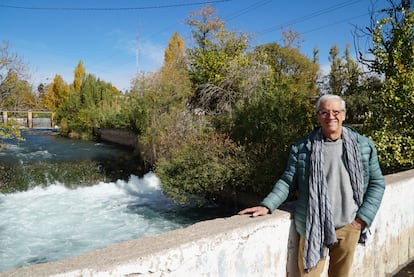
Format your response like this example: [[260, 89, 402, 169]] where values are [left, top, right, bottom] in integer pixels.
[[0, 130, 231, 272]]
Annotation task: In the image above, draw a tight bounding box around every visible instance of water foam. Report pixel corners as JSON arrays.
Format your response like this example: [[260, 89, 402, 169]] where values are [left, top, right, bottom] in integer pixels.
[[0, 172, 184, 272]]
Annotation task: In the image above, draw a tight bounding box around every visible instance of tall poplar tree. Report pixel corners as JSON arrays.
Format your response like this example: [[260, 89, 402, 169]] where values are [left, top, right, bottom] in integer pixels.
[[73, 60, 85, 92], [138, 32, 192, 165], [326, 44, 368, 125], [160, 31, 191, 107]]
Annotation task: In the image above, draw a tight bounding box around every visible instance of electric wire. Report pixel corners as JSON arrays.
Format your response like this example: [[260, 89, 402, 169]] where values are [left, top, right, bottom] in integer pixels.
[[2, 0, 373, 89], [0, 0, 231, 11], [257, 0, 362, 35], [223, 0, 272, 21], [300, 13, 368, 36]]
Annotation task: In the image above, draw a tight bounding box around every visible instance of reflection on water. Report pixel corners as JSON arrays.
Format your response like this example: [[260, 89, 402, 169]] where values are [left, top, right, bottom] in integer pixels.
[[0, 130, 121, 163], [0, 130, 144, 193]]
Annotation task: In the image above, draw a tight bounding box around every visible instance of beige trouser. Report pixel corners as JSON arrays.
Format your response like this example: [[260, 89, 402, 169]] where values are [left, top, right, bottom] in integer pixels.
[[297, 223, 361, 277]]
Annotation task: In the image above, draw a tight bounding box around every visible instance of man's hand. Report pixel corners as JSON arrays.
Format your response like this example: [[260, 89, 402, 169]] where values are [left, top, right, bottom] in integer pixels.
[[238, 206, 270, 217], [351, 217, 366, 230]]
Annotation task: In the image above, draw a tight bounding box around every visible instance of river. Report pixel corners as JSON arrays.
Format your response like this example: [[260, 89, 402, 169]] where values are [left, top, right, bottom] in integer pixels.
[[0, 130, 233, 272]]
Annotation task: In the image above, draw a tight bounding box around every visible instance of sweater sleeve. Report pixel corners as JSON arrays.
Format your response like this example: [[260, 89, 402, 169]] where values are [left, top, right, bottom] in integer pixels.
[[260, 144, 298, 212], [356, 139, 385, 227]]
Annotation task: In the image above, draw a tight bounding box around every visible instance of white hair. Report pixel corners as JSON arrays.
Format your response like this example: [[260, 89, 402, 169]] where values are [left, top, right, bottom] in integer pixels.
[[316, 94, 346, 112]]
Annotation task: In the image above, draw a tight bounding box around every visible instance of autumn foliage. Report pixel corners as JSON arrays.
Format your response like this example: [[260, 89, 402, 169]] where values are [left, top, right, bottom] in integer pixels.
[[1, 1, 413, 206]]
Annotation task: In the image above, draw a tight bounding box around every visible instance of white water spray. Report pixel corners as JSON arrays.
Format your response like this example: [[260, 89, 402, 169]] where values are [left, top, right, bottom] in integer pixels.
[[0, 173, 184, 272]]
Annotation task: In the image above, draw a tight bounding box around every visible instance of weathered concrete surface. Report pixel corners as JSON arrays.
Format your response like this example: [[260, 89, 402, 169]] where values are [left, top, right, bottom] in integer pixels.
[[94, 128, 138, 148], [1, 211, 298, 277], [352, 169, 414, 277], [1, 170, 413, 277], [393, 259, 414, 277]]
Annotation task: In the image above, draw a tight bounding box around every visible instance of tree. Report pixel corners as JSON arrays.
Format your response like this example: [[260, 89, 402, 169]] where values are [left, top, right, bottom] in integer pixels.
[[281, 27, 304, 50], [163, 32, 186, 68], [79, 74, 98, 107], [328, 45, 342, 95], [186, 6, 250, 114], [230, 87, 316, 196], [0, 123, 24, 145], [56, 72, 120, 138], [160, 32, 191, 109], [73, 60, 85, 92], [0, 72, 35, 110], [41, 74, 69, 112], [360, 0, 414, 172], [0, 42, 28, 143], [323, 44, 368, 125], [155, 20, 322, 203], [0, 41, 30, 109], [186, 5, 224, 52], [203, 31, 320, 196], [252, 42, 319, 97], [327, 44, 361, 95], [0, 70, 32, 110], [132, 32, 193, 165]]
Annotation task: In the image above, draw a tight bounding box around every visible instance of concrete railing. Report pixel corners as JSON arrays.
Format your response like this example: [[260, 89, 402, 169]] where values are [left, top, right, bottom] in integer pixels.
[[2, 170, 414, 277]]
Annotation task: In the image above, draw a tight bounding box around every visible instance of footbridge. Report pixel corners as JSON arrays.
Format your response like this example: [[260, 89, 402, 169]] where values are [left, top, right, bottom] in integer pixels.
[[0, 110, 55, 129], [1, 169, 413, 277]]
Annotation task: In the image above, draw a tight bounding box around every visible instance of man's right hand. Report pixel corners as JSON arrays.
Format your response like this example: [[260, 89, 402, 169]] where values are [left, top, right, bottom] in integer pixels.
[[237, 206, 270, 217]]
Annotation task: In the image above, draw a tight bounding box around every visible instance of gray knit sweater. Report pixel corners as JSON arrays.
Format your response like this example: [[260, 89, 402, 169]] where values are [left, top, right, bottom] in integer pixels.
[[324, 139, 358, 228]]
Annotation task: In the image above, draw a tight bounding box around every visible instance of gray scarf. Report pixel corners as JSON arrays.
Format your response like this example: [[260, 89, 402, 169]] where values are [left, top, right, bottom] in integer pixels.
[[303, 127, 363, 272]]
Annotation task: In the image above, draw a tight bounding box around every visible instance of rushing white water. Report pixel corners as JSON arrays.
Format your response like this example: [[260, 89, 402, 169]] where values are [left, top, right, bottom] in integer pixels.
[[0, 131, 233, 272], [0, 173, 188, 272]]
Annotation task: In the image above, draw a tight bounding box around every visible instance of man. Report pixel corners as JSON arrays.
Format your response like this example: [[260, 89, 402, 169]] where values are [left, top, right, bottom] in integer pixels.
[[238, 94, 385, 276]]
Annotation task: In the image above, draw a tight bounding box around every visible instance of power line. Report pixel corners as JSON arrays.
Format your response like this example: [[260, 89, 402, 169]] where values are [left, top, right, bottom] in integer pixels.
[[72, 1, 232, 79], [257, 0, 362, 35], [224, 0, 272, 21], [0, 0, 231, 12], [300, 13, 368, 36]]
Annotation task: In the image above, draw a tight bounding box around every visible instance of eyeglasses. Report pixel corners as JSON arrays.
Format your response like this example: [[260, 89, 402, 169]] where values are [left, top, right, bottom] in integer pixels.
[[317, 109, 345, 118]]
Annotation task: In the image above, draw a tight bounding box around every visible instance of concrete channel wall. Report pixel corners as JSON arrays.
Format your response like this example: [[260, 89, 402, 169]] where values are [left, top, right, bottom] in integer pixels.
[[2, 170, 414, 277], [94, 128, 138, 149]]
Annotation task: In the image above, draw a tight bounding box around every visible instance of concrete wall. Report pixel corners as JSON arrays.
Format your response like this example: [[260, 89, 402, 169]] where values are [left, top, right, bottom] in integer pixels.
[[94, 128, 138, 149], [2, 170, 414, 277]]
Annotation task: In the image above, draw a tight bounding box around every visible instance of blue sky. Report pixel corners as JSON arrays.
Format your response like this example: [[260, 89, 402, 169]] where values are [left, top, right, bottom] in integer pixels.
[[1, 0, 389, 92]]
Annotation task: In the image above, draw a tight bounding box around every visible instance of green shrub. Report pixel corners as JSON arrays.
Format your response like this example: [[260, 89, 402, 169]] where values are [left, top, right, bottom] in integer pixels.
[[155, 132, 250, 205], [225, 89, 316, 196], [368, 129, 414, 174]]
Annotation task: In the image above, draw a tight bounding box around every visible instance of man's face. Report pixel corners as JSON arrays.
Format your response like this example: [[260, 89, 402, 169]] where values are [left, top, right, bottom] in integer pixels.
[[317, 99, 346, 138]]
